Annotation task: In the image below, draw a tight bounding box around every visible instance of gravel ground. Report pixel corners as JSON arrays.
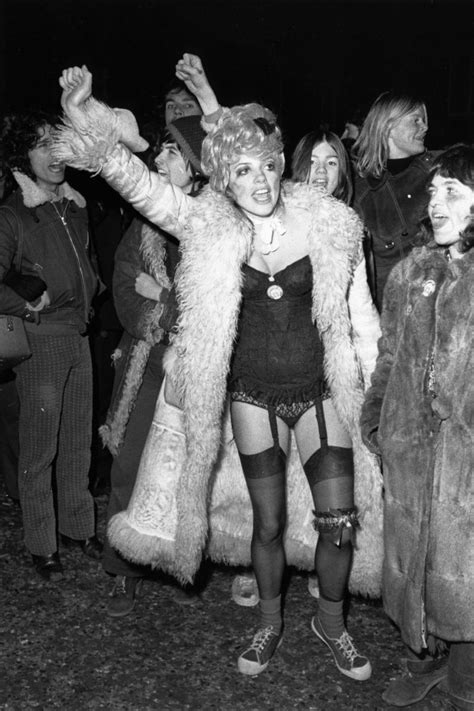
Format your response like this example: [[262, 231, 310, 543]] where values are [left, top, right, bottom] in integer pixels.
[[0, 488, 452, 711]]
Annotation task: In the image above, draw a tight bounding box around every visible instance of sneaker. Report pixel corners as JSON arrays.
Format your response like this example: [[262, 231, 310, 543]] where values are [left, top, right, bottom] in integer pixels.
[[107, 576, 143, 618], [231, 573, 259, 607], [238, 626, 283, 676], [307, 574, 320, 599], [311, 615, 372, 681]]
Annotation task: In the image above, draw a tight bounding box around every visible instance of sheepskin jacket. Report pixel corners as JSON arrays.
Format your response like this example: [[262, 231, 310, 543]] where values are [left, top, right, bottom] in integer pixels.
[[100, 217, 174, 455], [0, 174, 97, 333], [360, 245, 474, 652], [52, 135, 383, 586]]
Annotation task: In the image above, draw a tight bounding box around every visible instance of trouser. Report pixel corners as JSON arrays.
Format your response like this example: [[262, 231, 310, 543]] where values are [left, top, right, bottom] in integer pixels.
[[15, 333, 95, 556], [448, 642, 474, 709], [102, 343, 166, 577], [0, 375, 20, 499]]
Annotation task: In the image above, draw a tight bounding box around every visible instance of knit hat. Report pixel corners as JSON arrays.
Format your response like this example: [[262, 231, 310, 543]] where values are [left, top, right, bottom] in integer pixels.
[[167, 115, 206, 174]]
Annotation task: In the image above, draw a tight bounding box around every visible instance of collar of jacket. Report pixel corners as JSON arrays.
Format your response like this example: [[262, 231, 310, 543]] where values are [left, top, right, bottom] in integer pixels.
[[12, 171, 86, 209], [412, 240, 474, 276], [363, 151, 436, 191]]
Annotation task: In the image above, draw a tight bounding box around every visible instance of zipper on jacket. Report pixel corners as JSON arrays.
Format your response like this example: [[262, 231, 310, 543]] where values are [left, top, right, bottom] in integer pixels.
[[53, 201, 89, 323]]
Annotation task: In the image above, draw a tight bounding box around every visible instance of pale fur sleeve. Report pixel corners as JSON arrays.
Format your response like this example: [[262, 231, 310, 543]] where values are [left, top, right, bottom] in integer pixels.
[[99, 144, 191, 238], [52, 97, 192, 237], [348, 257, 381, 389]]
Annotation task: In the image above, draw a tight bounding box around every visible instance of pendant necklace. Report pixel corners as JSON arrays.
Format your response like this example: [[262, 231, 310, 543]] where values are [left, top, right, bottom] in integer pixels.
[[51, 199, 68, 225], [251, 211, 287, 300]]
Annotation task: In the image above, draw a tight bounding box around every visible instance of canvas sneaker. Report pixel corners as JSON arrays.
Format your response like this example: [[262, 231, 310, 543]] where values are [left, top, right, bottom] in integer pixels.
[[238, 625, 283, 676], [311, 615, 372, 681]]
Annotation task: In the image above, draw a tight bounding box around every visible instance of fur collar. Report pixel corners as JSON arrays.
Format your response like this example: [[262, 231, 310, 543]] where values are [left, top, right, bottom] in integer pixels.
[[13, 171, 86, 209]]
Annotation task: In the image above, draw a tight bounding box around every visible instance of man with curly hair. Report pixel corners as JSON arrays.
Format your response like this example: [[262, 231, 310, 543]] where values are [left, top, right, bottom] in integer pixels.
[[0, 110, 103, 581]]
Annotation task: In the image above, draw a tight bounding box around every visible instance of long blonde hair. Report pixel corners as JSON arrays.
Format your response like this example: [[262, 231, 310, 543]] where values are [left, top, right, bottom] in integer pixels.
[[353, 91, 427, 179]]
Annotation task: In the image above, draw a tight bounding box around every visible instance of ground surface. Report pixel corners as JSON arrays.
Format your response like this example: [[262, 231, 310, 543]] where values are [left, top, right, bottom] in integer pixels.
[[0, 489, 452, 711]]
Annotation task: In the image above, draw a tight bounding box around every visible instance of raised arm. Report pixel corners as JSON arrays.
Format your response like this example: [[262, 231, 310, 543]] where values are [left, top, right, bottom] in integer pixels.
[[175, 53, 222, 123], [54, 66, 193, 238]]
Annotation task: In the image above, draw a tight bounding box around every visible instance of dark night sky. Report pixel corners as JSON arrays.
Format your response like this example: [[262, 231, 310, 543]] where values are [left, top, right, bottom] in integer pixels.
[[1, 0, 473, 153]]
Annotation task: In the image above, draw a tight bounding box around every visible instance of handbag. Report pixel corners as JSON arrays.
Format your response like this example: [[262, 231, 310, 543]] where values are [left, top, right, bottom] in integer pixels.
[[0, 207, 32, 371]]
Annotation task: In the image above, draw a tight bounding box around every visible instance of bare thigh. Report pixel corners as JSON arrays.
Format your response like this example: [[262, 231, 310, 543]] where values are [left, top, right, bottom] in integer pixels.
[[230, 400, 291, 456], [293, 398, 352, 466]]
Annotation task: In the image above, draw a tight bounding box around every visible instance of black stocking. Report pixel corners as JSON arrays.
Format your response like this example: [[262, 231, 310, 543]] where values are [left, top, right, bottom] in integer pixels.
[[304, 447, 355, 602], [238, 447, 287, 600]]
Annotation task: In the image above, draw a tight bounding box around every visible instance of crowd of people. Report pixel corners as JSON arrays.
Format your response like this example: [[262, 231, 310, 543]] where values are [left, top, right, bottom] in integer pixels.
[[0, 52, 472, 709]]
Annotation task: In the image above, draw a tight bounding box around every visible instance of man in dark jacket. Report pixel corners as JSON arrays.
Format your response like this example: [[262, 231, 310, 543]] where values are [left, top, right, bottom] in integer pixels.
[[353, 91, 438, 309], [0, 110, 103, 581]]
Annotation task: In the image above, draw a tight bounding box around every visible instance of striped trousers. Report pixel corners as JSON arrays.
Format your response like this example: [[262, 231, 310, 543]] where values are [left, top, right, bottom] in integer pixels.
[[15, 332, 95, 556]]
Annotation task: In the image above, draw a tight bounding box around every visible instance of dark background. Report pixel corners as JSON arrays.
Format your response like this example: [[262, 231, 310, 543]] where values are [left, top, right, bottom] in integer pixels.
[[1, 0, 473, 155]]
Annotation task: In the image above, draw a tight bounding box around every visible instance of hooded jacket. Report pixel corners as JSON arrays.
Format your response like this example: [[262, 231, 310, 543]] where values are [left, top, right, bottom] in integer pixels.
[[360, 245, 474, 651]]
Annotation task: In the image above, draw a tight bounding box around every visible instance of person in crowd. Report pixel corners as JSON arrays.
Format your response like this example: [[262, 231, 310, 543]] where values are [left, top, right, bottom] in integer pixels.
[[0, 138, 21, 504], [232, 126, 354, 607], [340, 109, 364, 153], [360, 144, 474, 710], [0, 110, 103, 581], [101, 114, 207, 617], [55, 59, 380, 681], [292, 127, 353, 203], [352, 91, 438, 309], [85, 179, 126, 498], [162, 81, 203, 126]]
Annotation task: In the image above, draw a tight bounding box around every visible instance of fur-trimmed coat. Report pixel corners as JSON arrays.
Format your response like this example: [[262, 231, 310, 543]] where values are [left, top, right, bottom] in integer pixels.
[[53, 135, 383, 593], [100, 217, 176, 455], [360, 245, 474, 652]]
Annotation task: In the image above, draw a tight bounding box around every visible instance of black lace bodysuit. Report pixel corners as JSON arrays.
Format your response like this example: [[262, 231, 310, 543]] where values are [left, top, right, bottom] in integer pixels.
[[229, 255, 326, 427]]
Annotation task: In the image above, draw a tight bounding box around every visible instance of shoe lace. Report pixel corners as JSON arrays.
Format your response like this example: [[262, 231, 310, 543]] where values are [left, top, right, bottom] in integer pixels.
[[335, 631, 360, 664], [250, 626, 277, 653]]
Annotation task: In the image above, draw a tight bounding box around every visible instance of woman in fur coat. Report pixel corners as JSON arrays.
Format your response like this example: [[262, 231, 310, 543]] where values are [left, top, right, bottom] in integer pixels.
[[360, 144, 474, 709], [101, 115, 207, 617], [54, 63, 380, 681]]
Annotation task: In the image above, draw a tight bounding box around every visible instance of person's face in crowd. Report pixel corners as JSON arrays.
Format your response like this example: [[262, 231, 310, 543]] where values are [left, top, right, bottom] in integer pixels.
[[154, 140, 193, 189], [164, 89, 201, 125], [428, 173, 474, 248], [387, 105, 428, 159], [28, 124, 65, 192], [228, 152, 281, 219], [308, 141, 340, 196]]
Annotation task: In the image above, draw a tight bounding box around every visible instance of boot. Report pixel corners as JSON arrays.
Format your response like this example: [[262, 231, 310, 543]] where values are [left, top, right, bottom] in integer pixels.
[[382, 655, 448, 707]]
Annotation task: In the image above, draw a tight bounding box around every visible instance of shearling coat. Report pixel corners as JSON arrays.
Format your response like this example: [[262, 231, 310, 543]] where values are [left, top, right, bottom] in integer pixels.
[[53, 135, 383, 592], [99, 218, 175, 455], [360, 245, 474, 652]]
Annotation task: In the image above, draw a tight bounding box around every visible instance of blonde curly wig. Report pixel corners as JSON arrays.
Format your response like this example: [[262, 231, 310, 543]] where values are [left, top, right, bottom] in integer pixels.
[[201, 103, 284, 194]]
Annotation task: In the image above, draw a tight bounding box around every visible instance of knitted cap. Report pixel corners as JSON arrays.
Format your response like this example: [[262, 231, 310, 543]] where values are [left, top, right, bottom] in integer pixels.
[[167, 115, 206, 174]]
